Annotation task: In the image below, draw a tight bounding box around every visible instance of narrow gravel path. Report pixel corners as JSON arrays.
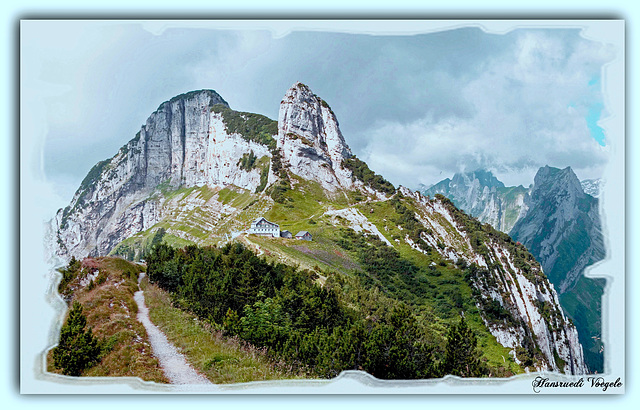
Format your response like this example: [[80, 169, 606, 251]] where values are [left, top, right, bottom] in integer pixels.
[[134, 273, 212, 385]]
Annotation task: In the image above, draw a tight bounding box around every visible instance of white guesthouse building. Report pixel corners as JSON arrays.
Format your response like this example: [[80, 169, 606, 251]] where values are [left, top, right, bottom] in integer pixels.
[[248, 217, 280, 237]]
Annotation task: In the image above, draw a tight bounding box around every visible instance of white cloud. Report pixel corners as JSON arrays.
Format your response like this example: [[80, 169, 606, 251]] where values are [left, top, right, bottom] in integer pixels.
[[358, 30, 615, 189], [26, 22, 617, 199]]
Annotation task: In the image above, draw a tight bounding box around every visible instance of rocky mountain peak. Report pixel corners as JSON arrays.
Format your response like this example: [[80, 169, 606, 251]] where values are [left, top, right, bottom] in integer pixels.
[[277, 82, 354, 191], [514, 165, 602, 289], [158, 89, 229, 112], [509, 164, 605, 372], [423, 169, 524, 233], [48, 84, 589, 376], [532, 166, 584, 199], [450, 169, 504, 190]]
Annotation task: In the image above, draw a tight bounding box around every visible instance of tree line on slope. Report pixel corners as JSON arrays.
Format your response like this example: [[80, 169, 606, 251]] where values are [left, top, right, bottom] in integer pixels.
[[145, 242, 489, 379]]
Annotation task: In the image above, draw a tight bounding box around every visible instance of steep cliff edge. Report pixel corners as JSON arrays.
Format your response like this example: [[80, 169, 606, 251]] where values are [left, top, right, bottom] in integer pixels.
[[277, 82, 355, 192], [398, 187, 586, 374], [51, 89, 274, 259], [509, 166, 605, 372], [510, 166, 605, 293]]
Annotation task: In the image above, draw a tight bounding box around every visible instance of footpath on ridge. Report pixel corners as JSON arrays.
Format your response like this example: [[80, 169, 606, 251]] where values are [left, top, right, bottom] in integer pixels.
[[134, 272, 212, 385]]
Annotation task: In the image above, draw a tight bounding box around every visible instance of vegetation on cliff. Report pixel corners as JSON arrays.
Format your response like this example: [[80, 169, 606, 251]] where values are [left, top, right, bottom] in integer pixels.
[[211, 104, 277, 149], [342, 155, 395, 195]]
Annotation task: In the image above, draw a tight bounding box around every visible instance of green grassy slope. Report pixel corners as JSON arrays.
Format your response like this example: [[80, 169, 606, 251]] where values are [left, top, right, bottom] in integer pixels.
[[108, 176, 562, 377]]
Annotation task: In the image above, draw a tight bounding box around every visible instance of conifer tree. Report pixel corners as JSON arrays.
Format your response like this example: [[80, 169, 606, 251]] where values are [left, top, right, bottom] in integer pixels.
[[53, 301, 102, 376], [441, 314, 487, 377]]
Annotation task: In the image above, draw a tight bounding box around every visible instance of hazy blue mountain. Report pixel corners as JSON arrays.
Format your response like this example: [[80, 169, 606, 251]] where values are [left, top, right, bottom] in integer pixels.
[[422, 170, 528, 233]]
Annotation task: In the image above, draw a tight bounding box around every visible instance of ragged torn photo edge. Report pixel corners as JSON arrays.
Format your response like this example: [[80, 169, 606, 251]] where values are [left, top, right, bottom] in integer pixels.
[[19, 18, 625, 395]]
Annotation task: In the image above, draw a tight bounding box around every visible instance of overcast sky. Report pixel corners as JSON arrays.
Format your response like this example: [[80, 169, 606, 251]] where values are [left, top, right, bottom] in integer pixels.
[[22, 21, 617, 206]]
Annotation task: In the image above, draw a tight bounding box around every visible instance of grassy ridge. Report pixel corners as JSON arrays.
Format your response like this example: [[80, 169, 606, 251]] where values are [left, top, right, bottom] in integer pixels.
[[141, 278, 306, 383], [48, 257, 168, 382]]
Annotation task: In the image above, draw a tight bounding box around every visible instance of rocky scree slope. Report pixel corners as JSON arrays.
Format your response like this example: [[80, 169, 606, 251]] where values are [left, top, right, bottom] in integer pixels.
[[49, 83, 586, 375]]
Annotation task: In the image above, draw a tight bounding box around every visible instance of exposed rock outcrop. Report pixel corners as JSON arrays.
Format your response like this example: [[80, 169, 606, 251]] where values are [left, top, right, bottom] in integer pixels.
[[52, 90, 274, 259], [277, 82, 354, 192], [51, 83, 359, 260], [510, 166, 604, 293], [581, 178, 603, 198]]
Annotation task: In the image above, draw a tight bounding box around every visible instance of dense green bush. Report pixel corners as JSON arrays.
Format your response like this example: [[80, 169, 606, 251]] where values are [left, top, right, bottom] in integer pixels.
[[238, 150, 258, 171], [57, 256, 82, 299], [52, 301, 103, 376], [211, 104, 277, 149], [439, 315, 488, 377], [255, 164, 269, 194]]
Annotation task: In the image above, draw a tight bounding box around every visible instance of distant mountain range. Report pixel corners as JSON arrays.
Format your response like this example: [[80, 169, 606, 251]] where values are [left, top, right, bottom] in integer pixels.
[[421, 168, 605, 372], [419, 170, 528, 233]]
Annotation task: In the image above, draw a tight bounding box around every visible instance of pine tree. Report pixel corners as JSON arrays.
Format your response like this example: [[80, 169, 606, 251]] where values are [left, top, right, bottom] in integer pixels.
[[52, 301, 102, 376], [441, 314, 487, 377]]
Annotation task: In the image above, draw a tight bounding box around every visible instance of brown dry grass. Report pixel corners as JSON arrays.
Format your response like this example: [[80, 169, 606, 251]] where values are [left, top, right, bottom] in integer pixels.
[[48, 257, 168, 383]]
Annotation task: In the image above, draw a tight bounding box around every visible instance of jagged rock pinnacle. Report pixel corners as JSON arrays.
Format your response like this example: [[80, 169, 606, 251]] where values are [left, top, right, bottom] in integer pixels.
[[277, 82, 354, 191]]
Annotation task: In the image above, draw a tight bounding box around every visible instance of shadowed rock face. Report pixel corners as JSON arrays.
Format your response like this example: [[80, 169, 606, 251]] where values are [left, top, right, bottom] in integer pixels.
[[510, 166, 605, 293], [422, 166, 604, 294], [509, 166, 605, 373]]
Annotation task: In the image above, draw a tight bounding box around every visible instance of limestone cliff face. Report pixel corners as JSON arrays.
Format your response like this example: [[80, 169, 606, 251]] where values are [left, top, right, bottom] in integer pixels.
[[51, 84, 359, 260], [277, 82, 354, 192], [52, 90, 275, 259], [399, 187, 586, 374]]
